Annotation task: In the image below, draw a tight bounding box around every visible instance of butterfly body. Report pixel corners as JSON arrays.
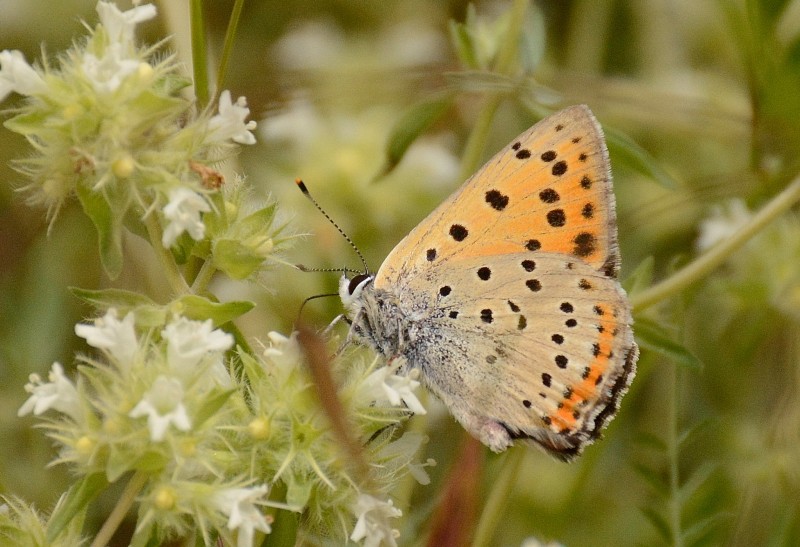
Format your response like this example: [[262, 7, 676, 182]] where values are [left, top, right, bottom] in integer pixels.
[[340, 105, 638, 460]]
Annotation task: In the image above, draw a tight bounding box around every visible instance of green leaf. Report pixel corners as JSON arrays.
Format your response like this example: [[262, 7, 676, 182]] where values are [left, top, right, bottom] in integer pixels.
[[171, 294, 254, 325], [4, 109, 53, 135], [448, 19, 479, 69], [373, 93, 454, 181], [623, 256, 655, 296], [678, 462, 716, 504], [213, 239, 264, 279], [69, 287, 167, 327], [640, 506, 671, 543], [677, 419, 709, 449], [193, 388, 236, 428], [605, 125, 680, 189], [240, 202, 278, 235], [682, 513, 726, 546], [46, 473, 108, 541], [633, 431, 667, 452], [70, 287, 157, 309], [635, 317, 704, 371], [632, 462, 669, 498], [285, 472, 313, 508], [106, 448, 166, 482], [76, 184, 124, 279]]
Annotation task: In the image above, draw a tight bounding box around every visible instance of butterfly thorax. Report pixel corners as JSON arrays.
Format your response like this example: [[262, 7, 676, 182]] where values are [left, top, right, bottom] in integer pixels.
[[339, 274, 412, 360]]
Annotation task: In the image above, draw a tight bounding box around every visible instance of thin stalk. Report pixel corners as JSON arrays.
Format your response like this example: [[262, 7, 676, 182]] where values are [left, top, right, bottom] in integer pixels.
[[457, 0, 528, 181], [190, 0, 209, 106], [191, 256, 217, 294], [471, 449, 525, 547], [215, 0, 246, 95], [90, 471, 148, 547], [143, 213, 191, 295], [666, 361, 684, 547], [632, 175, 800, 311]]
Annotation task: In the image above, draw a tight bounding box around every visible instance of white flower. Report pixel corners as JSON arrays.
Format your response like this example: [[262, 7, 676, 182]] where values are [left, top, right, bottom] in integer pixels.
[[81, 43, 141, 93], [361, 365, 426, 415], [161, 187, 211, 247], [162, 316, 234, 374], [350, 494, 402, 547], [696, 198, 752, 251], [18, 362, 81, 421], [96, 1, 157, 46], [520, 539, 564, 547], [128, 375, 191, 441], [74, 308, 138, 365], [212, 485, 272, 547], [0, 50, 46, 101], [207, 90, 257, 145]]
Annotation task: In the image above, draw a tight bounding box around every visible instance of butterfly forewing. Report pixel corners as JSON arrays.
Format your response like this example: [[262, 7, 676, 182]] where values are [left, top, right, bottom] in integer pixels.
[[376, 105, 619, 287]]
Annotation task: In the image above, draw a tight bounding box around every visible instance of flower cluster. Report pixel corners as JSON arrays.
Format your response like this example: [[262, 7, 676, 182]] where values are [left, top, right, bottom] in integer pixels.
[[13, 307, 429, 545], [0, 2, 278, 279], [3, 2, 431, 545]]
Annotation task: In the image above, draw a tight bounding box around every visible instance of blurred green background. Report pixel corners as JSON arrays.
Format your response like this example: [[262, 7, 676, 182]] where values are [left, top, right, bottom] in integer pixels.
[[2, 0, 800, 545]]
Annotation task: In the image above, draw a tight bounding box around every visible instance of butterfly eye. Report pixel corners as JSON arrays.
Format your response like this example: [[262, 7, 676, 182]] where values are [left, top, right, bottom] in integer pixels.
[[347, 274, 372, 295]]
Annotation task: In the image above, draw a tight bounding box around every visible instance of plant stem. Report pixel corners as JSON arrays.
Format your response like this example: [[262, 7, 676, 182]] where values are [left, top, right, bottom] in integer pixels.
[[631, 175, 800, 311], [90, 471, 148, 547], [143, 213, 191, 295], [458, 0, 528, 181], [667, 360, 684, 547], [471, 449, 525, 547], [189, 0, 209, 106], [191, 256, 217, 293], [215, 0, 246, 96]]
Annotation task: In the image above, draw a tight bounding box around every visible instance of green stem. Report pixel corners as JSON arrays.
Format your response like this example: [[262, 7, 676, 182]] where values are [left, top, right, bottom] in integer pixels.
[[90, 471, 148, 547], [667, 361, 683, 547], [191, 257, 217, 294], [631, 175, 800, 311], [471, 449, 525, 547], [458, 0, 528, 181], [190, 0, 209, 106], [143, 213, 191, 295], [215, 0, 246, 96], [458, 97, 503, 180]]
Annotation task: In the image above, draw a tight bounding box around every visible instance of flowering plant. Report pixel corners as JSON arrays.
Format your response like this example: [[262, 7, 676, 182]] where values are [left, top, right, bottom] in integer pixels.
[[0, 3, 429, 545]]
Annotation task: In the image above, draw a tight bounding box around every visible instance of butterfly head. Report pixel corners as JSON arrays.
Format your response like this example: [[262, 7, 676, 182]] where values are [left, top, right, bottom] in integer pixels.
[[339, 272, 373, 316]]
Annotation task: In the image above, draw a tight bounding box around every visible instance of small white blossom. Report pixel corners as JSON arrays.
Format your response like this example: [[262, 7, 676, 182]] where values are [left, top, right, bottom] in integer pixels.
[[128, 375, 191, 441], [207, 90, 257, 145], [350, 494, 402, 547], [96, 1, 157, 46], [162, 316, 234, 375], [0, 50, 46, 101], [212, 485, 272, 547], [161, 187, 211, 247], [362, 365, 426, 415], [520, 539, 564, 547], [74, 308, 138, 365], [696, 198, 753, 251], [18, 362, 81, 421], [81, 43, 141, 93]]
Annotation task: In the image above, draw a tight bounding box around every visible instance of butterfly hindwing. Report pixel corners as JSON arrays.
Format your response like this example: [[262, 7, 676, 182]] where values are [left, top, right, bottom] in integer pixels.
[[393, 252, 636, 459]]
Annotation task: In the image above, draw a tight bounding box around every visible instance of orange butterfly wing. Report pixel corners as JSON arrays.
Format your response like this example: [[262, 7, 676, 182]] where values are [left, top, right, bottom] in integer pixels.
[[375, 105, 619, 285]]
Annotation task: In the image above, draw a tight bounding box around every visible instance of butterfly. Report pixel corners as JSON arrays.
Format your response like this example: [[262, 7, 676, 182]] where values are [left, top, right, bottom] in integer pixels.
[[337, 105, 638, 461]]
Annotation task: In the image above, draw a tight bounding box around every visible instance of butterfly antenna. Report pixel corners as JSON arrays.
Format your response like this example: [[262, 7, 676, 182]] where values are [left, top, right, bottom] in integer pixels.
[[295, 178, 370, 273]]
